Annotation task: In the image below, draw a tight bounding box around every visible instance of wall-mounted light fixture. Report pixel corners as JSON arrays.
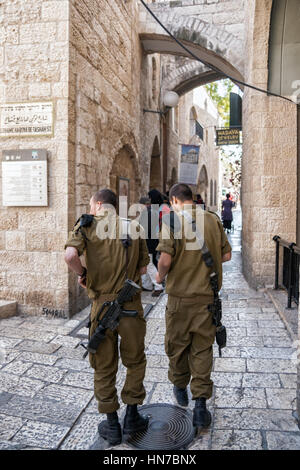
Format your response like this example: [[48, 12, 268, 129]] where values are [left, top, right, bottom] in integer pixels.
[[143, 91, 179, 116]]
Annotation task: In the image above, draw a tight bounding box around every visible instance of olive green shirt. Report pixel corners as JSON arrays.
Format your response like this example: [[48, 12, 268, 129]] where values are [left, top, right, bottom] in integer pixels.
[[65, 210, 150, 299], [156, 207, 232, 300]]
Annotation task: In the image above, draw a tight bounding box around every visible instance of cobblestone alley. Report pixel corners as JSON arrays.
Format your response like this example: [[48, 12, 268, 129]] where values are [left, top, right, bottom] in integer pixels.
[[0, 212, 300, 450]]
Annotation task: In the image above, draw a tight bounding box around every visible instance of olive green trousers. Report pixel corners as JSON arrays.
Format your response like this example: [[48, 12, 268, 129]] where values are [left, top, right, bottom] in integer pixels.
[[89, 295, 147, 414], [165, 295, 216, 400]]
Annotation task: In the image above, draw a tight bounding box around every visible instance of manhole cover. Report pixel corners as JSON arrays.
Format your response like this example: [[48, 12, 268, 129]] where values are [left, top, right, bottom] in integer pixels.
[[125, 403, 196, 450]]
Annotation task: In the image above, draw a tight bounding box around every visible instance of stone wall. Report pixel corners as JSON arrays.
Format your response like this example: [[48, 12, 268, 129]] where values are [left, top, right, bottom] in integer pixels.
[[0, 0, 70, 316], [68, 0, 162, 313], [242, 0, 297, 288]]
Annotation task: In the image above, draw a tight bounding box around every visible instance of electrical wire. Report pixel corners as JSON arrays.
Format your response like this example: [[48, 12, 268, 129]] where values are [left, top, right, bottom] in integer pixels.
[[140, 0, 296, 105]]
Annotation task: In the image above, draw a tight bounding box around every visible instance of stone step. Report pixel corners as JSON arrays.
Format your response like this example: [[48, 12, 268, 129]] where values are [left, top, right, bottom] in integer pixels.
[[0, 300, 17, 319]]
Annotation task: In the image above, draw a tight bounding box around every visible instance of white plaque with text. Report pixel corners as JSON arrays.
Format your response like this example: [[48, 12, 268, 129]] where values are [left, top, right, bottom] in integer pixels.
[[2, 149, 48, 206], [0, 102, 54, 137]]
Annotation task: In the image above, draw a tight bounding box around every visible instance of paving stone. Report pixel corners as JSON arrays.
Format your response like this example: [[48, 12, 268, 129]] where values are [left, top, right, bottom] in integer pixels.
[[146, 354, 169, 369], [0, 337, 23, 348], [215, 387, 267, 409], [211, 372, 243, 388], [0, 414, 24, 440], [54, 357, 92, 372], [84, 398, 99, 414], [257, 320, 285, 329], [266, 431, 300, 450], [151, 335, 166, 345], [50, 335, 81, 348], [59, 413, 103, 450], [146, 343, 166, 355], [213, 346, 241, 358], [12, 420, 69, 449], [211, 429, 263, 450], [0, 327, 56, 343], [0, 440, 24, 450], [2, 360, 33, 375], [239, 312, 279, 321], [226, 327, 247, 337], [53, 346, 85, 360], [240, 347, 293, 359], [20, 351, 59, 365], [242, 373, 281, 388], [0, 371, 44, 397], [144, 367, 168, 382], [37, 383, 94, 407], [279, 374, 297, 389], [0, 351, 20, 368], [214, 358, 246, 372], [187, 431, 211, 450], [265, 388, 297, 410], [0, 392, 13, 406], [15, 340, 61, 354], [227, 320, 259, 329], [263, 336, 292, 348], [62, 371, 94, 389], [214, 409, 299, 431], [25, 364, 67, 383], [226, 336, 264, 347], [246, 328, 289, 338], [0, 395, 82, 426], [0, 317, 26, 327], [247, 359, 297, 374]]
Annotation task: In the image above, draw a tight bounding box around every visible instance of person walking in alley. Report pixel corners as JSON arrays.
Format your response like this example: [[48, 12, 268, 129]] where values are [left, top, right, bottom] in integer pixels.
[[138, 196, 164, 297], [222, 193, 235, 233], [155, 183, 232, 429], [64, 189, 150, 446]]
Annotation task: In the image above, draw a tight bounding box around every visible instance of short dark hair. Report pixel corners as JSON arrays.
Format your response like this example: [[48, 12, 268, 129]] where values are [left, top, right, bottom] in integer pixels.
[[226, 193, 230, 199], [93, 189, 117, 208], [148, 189, 163, 206], [169, 183, 193, 202]]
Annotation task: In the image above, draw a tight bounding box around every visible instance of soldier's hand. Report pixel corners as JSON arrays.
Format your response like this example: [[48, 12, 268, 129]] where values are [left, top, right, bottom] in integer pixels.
[[78, 277, 87, 288], [155, 273, 164, 284]]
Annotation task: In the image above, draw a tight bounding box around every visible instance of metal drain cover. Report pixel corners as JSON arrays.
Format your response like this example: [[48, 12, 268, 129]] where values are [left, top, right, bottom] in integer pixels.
[[125, 404, 196, 450]]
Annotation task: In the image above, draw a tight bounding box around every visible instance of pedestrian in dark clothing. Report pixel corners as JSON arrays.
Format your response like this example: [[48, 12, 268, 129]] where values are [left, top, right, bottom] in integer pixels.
[[147, 189, 163, 268], [222, 194, 234, 233]]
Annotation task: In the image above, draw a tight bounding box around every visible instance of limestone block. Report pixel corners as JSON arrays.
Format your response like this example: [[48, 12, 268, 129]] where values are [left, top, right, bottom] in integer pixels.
[[42, 1, 69, 21], [5, 232, 26, 251], [20, 22, 56, 44], [0, 300, 17, 319]]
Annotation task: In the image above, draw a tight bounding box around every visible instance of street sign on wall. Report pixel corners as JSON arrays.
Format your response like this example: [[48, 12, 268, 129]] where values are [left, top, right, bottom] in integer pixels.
[[216, 128, 241, 146], [2, 149, 48, 206], [0, 101, 54, 137]]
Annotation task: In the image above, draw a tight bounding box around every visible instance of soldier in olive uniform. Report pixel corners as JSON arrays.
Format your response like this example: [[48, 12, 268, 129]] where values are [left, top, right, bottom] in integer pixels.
[[156, 183, 232, 428], [64, 189, 150, 446]]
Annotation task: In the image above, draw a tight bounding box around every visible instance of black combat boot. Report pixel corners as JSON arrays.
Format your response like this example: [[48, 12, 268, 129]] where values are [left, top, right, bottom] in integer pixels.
[[173, 385, 189, 407], [98, 411, 122, 446], [193, 398, 212, 428], [123, 404, 149, 434]]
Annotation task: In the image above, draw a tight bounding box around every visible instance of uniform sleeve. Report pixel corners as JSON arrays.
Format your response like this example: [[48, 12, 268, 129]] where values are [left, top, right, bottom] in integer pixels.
[[217, 218, 232, 256], [138, 236, 150, 268], [156, 221, 175, 257], [64, 223, 86, 256]]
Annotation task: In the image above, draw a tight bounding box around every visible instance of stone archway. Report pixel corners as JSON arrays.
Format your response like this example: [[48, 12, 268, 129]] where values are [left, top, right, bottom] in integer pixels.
[[110, 146, 138, 208], [149, 136, 162, 191], [198, 164, 209, 203]]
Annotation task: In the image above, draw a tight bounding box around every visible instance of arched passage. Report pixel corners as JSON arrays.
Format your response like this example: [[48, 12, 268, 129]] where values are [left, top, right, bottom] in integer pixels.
[[198, 164, 209, 203], [149, 136, 162, 191]]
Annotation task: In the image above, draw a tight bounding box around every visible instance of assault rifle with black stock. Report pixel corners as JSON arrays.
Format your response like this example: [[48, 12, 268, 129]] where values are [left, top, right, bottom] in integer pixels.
[[81, 279, 141, 358]]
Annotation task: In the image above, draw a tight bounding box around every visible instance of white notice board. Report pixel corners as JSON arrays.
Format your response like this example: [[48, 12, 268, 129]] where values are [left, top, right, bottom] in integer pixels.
[[2, 149, 48, 206]]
